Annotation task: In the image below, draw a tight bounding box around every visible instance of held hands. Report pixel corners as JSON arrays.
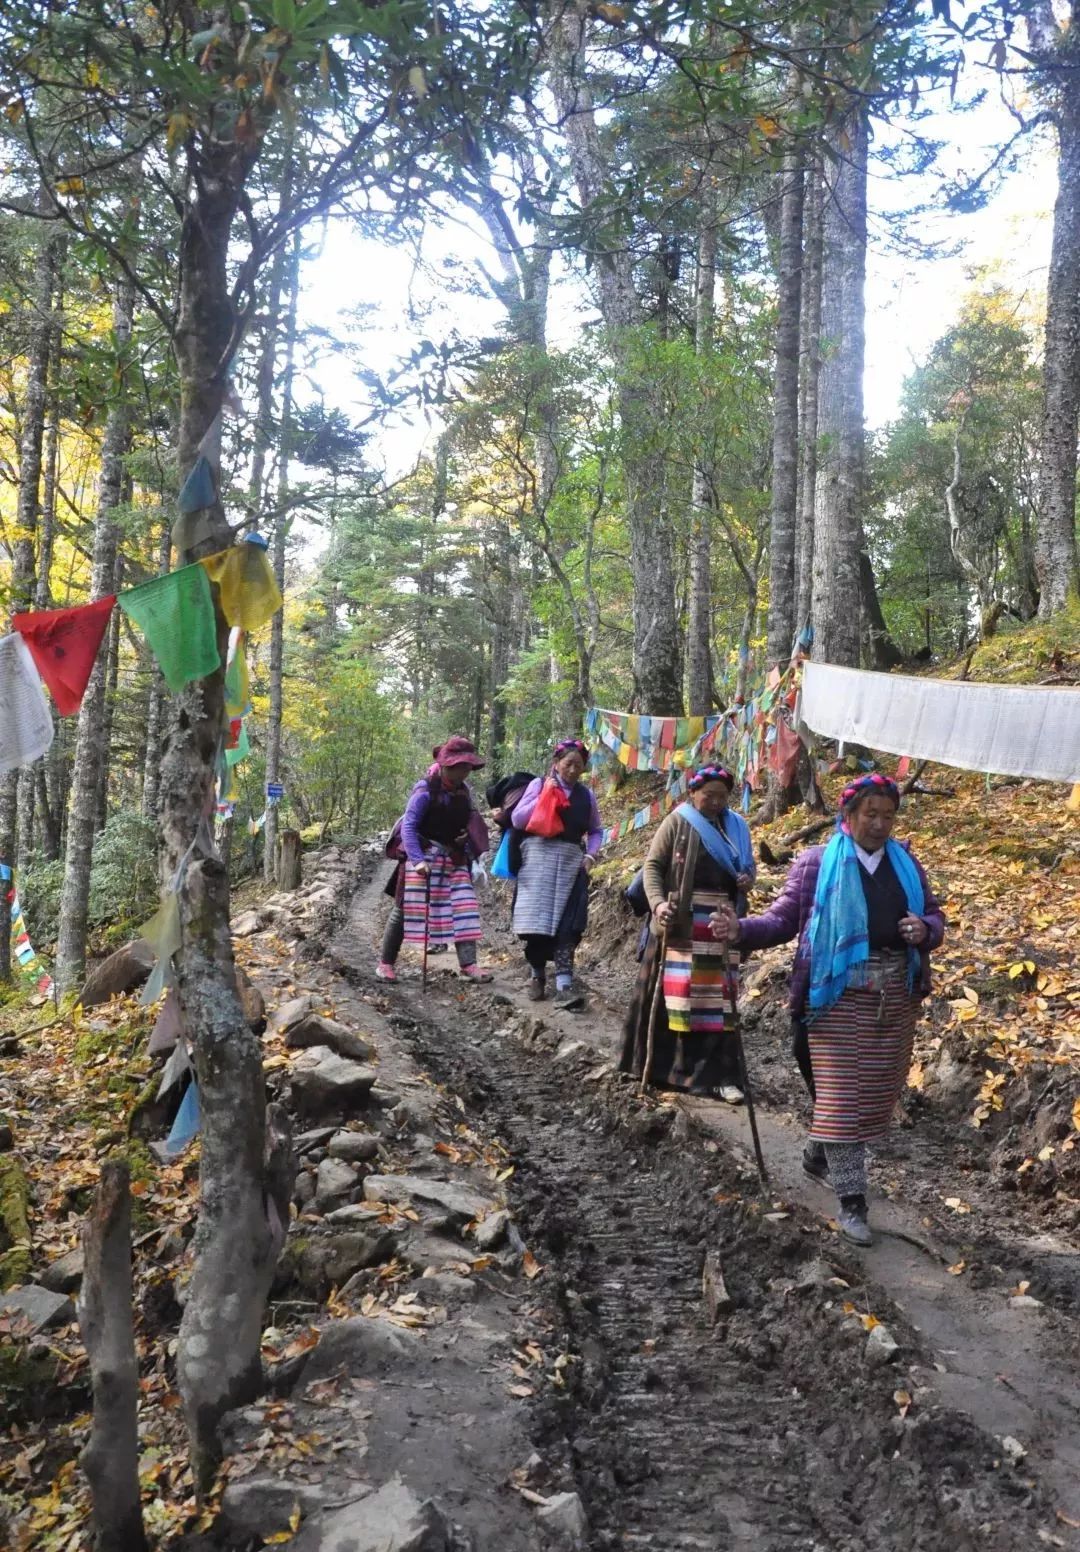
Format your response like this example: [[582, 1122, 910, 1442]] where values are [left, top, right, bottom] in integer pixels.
[[899, 913, 928, 947], [736, 871, 752, 891], [654, 899, 675, 929], [709, 901, 740, 943]]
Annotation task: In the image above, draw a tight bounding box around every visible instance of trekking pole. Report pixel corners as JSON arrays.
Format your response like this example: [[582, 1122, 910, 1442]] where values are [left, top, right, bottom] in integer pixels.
[[726, 939, 769, 1188], [641, 902, 671, 1093], [421, 868, 432, 993]]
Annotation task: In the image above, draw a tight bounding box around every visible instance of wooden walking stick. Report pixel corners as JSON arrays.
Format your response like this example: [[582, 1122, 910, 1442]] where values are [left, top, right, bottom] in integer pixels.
[[421, 868, 432, 993], [641, 899, 672, 1093], [725, 938, 769, 1187]]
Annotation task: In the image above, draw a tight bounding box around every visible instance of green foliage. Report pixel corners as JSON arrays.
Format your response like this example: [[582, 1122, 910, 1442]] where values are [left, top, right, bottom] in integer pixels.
[[22, 810, 158, 950], [869, 286, 1042, 656], [286, 654, 416, 834]]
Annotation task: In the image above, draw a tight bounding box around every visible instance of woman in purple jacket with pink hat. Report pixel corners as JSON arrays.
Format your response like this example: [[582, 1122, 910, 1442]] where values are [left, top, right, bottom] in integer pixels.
[[711, 773, 945, 1247], [378, 736, 492, 983]]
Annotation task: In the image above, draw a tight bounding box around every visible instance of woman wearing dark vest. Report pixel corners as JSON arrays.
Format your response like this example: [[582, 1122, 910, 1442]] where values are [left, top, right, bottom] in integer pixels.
[[511, 739, 604, 1009], [378, 736, 492, 983], [619, 765, 755, 1102]]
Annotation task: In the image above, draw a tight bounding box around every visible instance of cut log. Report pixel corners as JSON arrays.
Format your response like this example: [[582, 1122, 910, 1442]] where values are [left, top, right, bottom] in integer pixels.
[[278, 828, 302, 892], [79, 1157, 148, 1552]]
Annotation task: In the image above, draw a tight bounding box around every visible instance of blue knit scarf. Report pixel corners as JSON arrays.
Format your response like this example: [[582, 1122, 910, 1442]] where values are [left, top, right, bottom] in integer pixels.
[[802, 831, 925, 1019]]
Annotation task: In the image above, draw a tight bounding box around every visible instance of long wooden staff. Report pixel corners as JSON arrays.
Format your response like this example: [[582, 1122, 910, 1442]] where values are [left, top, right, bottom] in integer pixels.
[[641, 894, 673, 1093], [726, 938, 769, 1187], [421, 869, 432, 993]]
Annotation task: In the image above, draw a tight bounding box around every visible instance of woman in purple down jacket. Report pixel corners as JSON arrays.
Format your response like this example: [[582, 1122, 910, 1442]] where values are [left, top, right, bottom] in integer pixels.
[[711, 773, 945, 1248]]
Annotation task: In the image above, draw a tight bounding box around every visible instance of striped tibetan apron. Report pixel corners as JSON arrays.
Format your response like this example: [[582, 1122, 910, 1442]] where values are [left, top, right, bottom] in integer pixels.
[[402, 852, 481, 947], [808, 950, 917, 1145], [662, 888, 737, 1036]]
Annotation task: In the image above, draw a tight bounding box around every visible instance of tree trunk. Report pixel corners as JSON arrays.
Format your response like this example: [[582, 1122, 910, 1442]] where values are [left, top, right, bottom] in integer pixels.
[[687, 197, 718, 715], [264, 231, 300, 884], [1036, 41, 1080, 615], [141, 518, 172, 822], [547, 0, 682, 713], [0, 219, 60, 979], [766, 142, 805, 667], [278, 830, 302, 891], [95, 551, 124, 836], [163, 148, 296, 1492], [810, 109, 867, 667], [858, 526, 903, 669], [796, 150, 823, 636], [55, 280, 135, 993], [28, 289, 66, 865], [78, 1157, 148, 1552]]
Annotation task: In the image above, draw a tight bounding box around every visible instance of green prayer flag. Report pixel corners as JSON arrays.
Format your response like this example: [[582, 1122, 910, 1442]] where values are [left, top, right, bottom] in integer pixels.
[[119, 563, 220, 692]]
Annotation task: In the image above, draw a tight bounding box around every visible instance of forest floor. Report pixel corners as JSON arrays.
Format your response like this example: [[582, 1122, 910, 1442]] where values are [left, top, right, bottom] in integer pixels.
[[0, 742, 1077, 1549]]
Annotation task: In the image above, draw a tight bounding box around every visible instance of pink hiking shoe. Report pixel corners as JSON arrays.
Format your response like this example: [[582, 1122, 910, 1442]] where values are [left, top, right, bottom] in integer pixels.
[[375, 962, 397, 982], [460, 964, 493, 984]]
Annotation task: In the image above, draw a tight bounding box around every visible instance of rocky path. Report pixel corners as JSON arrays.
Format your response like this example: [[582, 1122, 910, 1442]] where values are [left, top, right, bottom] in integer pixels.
[[327, 863, 1078, 1551]]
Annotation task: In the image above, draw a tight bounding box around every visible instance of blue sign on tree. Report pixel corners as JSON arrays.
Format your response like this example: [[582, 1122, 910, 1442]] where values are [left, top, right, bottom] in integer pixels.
[[266, 782, 285, 799]]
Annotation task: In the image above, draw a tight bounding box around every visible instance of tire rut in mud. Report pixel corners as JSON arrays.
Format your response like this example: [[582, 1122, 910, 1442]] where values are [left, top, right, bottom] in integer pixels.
[[333, 915, 1046, 1551]]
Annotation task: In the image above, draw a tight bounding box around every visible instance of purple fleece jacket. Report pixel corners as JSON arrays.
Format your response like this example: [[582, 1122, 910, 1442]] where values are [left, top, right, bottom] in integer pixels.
[[736, 842, 946, 1019], [512, 775, 605, 857]]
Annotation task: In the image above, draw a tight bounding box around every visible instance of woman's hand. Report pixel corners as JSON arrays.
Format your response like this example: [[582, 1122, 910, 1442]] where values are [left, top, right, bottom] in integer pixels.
[[414, 860, 431, 878], [582, 854, 595, 874], [490, 806, 505, 825], [736, 871, 752, 891], [899, 913, 927, 947], [654, 899, 675, 928], [709, 901, 740, 942]]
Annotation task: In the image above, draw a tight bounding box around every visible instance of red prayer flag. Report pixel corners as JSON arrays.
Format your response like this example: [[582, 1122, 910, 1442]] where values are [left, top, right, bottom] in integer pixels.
[[895, 755, 911, 781], [12, 595, 117, 715]]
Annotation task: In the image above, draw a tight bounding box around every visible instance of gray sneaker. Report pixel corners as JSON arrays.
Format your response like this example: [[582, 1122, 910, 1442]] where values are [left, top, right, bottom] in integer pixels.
[[552, 985, 586, 1011], [837, 1194, 872, 1247], [802, 1144, 829, 1183]]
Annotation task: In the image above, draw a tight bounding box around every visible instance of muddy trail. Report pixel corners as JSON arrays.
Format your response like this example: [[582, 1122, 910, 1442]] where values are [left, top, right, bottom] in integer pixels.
[[332, 867, 1069, 1552]]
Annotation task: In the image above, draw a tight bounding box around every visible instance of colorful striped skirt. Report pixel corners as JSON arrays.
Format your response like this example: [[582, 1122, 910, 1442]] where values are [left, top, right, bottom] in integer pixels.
[[662, 889, 736, 1037], [402, 854, 481, 947], [808, 959, 917, 1144]]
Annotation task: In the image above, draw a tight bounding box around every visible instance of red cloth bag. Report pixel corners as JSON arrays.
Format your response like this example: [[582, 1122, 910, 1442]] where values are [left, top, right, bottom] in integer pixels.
[[525, 779, 570, 838]]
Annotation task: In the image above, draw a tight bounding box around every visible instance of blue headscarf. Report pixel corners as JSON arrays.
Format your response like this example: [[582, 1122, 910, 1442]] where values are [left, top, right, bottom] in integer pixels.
[[802, 782, 925, 1018]]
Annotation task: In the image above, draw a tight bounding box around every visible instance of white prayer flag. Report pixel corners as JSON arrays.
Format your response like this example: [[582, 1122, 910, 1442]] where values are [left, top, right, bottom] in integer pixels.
[[799, 661, 1080, 785], [0, 632, 55, 774]]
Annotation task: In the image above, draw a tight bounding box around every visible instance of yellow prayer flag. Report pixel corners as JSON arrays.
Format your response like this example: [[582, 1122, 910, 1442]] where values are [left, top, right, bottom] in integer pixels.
[[201, 541, 283, 632]]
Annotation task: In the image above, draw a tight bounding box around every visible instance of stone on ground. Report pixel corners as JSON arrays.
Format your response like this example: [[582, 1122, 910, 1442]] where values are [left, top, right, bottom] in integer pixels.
[[221, 1477, 337, 1539], [286, 1014, 374, 1062], [293, 1475, 450, 1552], [79, 939, 155, 1007], [327, 1130, 380, 1163], [363, 1173, 495, 1226], [535, 1490, 589, 1548], [315, 1158, 359, 1211], [302, 1319, 420, 1385], [290, 1047, 376, 1116], [272, 994, 318, 1032], [231, 909, 264, 937], [865, 1324, 900, 1367], [40, 1247, 85, 1295], [293, 1230, 396, 1292], [473, 1208, 511, 1251], [0, 1284, 75, 1335]]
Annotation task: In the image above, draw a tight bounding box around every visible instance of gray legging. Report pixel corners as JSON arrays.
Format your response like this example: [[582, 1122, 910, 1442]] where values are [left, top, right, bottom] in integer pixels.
[[381, 905, 477, 969]]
